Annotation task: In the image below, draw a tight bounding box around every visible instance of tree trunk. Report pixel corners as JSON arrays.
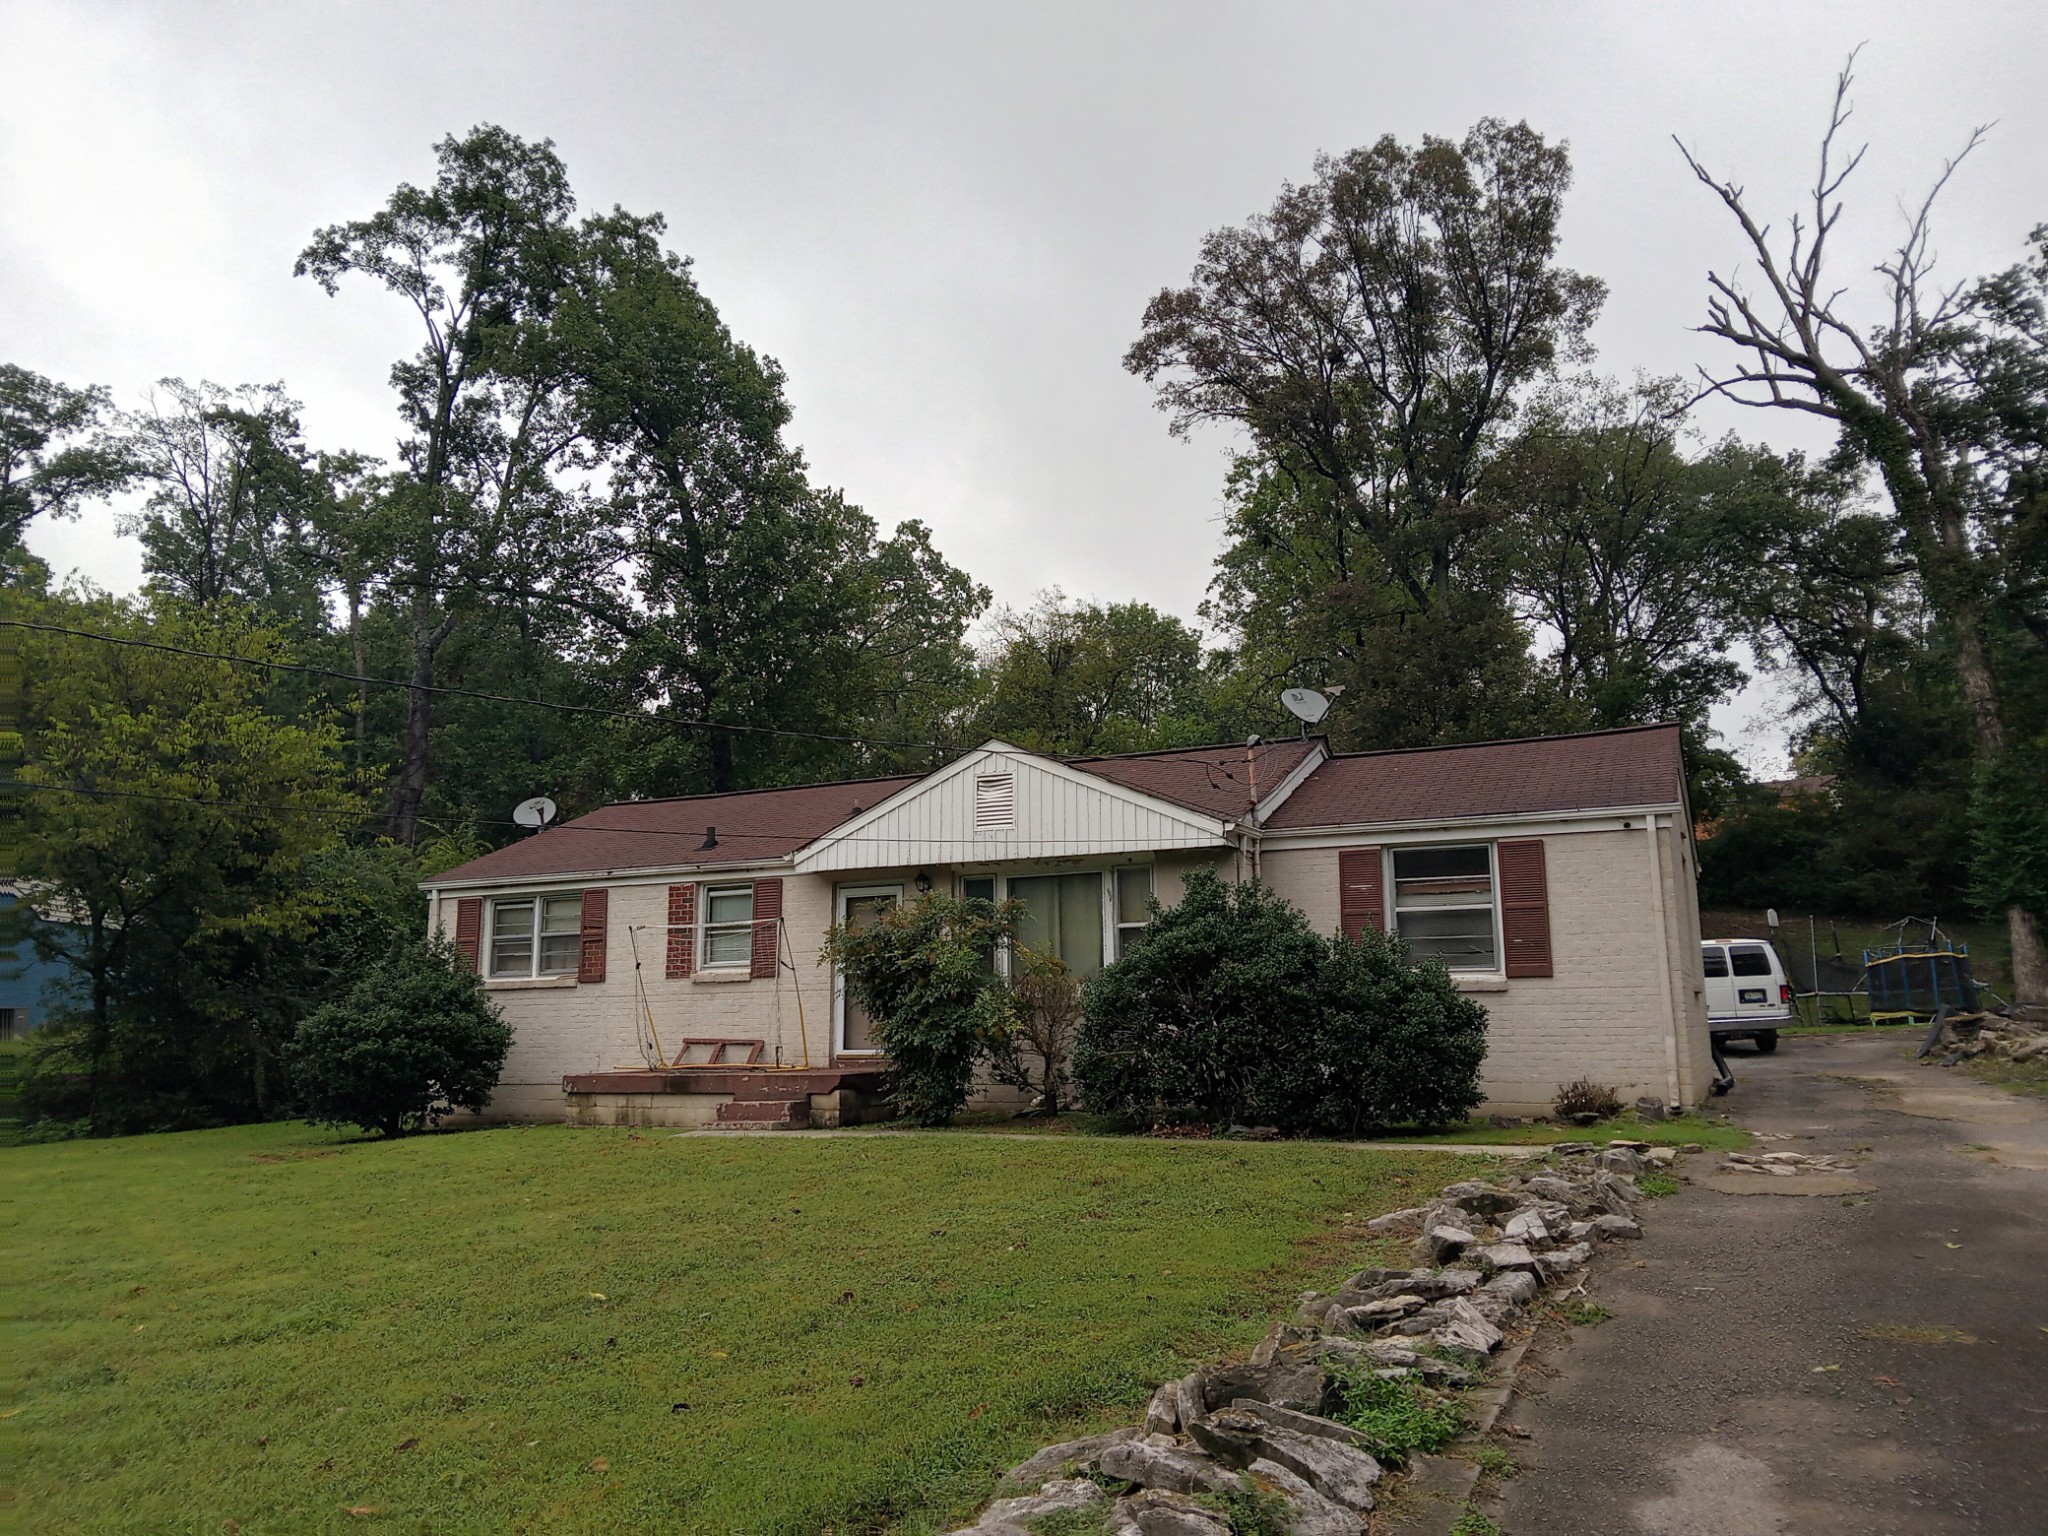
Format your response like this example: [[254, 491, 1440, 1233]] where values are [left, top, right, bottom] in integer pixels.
[[709, 728, 735, 794], [388, 610, 437, 844]]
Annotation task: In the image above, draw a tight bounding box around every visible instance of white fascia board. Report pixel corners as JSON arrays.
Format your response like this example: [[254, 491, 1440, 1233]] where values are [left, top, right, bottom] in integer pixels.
[[791, 740, 1231, 873], [418, 857, 798, 896], [1259, 803, 1688, 849], [1252, 740, 1330, 821]]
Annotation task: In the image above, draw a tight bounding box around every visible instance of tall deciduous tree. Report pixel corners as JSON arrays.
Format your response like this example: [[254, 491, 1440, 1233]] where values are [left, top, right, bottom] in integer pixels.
[[117, 378, 327, 625], [297, 126, 592, 842], [971, 590, 1217, 756], [558, 211, 986, 792], [1678, 55, 2048, 1000], [1, 364, 132, 570], [1128, 120, 1605, 749]]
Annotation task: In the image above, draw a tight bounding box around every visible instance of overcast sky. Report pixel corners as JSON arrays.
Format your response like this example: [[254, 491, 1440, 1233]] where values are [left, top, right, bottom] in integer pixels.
[[8, 2, 2044, 772]]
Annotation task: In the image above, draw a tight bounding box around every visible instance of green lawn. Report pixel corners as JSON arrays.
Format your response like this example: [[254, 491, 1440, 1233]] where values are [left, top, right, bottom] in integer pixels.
[[940, 1109, 1751, 1152], [6, 1123, 1492, 1536]]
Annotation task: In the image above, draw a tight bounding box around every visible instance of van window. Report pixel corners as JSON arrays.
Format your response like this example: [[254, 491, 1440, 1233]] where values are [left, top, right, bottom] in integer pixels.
[[1729, 945, 1772, 977], [1701, 946, 1728, 977]]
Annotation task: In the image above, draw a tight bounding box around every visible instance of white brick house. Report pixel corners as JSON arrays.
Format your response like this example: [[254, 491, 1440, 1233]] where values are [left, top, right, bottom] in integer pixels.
[[424, 725, 1713, 1126]]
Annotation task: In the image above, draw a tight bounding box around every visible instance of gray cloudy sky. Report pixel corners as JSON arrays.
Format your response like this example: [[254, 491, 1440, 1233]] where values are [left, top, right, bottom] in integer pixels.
[[8, 1, 2044, 771]]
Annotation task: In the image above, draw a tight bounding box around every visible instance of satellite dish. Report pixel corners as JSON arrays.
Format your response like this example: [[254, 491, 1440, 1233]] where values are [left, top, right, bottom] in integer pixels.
[[1280, 688, 1332, 725], [513, 796, 559, 830]]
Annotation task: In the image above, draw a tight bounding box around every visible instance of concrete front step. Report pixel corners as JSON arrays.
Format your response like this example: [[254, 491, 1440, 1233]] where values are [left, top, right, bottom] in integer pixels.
[[713, 1098, 812, 1128]]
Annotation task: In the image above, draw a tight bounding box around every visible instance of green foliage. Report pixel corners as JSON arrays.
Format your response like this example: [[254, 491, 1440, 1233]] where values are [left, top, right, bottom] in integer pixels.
[[1635, 1170, 1681, 1198], [1, 362, 133, 561], [16, 591, 361, 1132], [988, 947, 1086, 1116], [1203, 1485, 1297, 1535], [1073, 871, 1489, 1134], [1471, 1444, 1521, 1477], [1553, 1296, 1613, 1326], [285, 937, 511, 1137], [972, 590, 1221, 756], [1325, 1364, 1467, 1464], [1025, 1507, 1113, 1536], [1970, 747, 2048, 924], [824, 892, 1016, 1126], [1451, 1507, 1503, 1536], [8, 1118, 1493, 1534]]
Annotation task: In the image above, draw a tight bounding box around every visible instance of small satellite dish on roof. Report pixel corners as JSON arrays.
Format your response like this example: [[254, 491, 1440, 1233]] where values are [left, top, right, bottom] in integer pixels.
[[513, 795, 559, 830], [1280, 687, 1332, 725]]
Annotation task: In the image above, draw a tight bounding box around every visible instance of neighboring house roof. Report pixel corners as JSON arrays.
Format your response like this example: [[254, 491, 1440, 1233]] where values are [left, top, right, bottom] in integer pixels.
[[430, 776, 923, 885], [1069, 737, 1321, 820], [1261, 723, 1686, 831]]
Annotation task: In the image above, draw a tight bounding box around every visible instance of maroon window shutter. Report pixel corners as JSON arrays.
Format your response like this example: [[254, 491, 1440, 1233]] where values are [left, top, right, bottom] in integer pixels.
[[750, 878, 783, 980], [1337, 847, 1384, 939], [578, 888, 608, 983], [1498, 839, 1554, 978], [665, 883, 696, 979], [454, 897, 483, 973]]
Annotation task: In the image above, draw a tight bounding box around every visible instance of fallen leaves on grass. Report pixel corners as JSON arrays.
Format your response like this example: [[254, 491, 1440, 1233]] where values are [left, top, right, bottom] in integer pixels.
[[586, 1457, 609, 1473]]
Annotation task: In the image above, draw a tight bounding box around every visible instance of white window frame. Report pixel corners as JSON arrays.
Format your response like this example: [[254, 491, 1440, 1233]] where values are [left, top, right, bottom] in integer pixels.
[[1112, 865, 1154, 960], [487, 892, 584, 980], [698, 882, 757, 971], [958, 865, 1154, 977], [1387, 843, 1502, 975]]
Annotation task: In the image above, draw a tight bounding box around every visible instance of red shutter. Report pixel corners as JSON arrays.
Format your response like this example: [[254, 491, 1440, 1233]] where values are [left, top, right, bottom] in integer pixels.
[[1498, 839, 1554, 978], [665, 883, 697, 979], [1337, 847, 1384, 939], [578, 888, 608, 983], [454, 897, 483, 973], [750, 878, 783, 980]]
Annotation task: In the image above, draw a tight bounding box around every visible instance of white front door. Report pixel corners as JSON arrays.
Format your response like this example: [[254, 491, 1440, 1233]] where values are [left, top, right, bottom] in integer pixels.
[[834, 884, 902, 1057]]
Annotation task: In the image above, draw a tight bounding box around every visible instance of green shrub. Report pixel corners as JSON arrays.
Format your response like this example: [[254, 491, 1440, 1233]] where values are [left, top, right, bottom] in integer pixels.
[[823, 892, 1015, 1126], [285, 938, 511, 1137], [1325, 1364, 1467, 1463], [988, 947, 1085, 1116], [1072, 871, 1488, 1134]]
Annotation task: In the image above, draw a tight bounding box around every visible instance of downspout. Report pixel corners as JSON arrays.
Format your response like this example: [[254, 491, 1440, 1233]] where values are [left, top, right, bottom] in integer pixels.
[[1644, 815, 1683, 1110]]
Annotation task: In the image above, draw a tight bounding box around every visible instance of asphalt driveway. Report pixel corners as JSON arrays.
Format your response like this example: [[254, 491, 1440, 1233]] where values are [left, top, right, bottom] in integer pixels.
[[1495, 1031, 2048, 1535]]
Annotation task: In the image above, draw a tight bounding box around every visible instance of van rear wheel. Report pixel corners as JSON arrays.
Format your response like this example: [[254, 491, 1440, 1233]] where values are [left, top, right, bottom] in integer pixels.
[[1755, 1031, 1779, 1054]]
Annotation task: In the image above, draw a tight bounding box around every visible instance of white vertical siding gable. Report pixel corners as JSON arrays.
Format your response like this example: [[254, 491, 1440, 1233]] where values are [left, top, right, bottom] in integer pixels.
[[792, 742, 1233, 872]]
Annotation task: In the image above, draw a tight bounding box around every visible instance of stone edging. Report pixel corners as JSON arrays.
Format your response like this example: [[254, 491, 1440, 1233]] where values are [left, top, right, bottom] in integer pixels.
[[949, 1140, 1675, 1536]]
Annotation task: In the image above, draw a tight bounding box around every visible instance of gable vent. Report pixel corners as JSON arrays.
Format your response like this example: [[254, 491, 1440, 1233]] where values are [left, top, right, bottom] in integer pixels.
[[974, 772, 1015, 829]]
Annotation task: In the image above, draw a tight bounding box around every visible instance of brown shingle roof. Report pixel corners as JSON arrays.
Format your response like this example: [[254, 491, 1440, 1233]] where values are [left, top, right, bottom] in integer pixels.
[[1262, 724, 1685, 829], [430, 776, 922, 885], [1071, 737, 1320, 820]]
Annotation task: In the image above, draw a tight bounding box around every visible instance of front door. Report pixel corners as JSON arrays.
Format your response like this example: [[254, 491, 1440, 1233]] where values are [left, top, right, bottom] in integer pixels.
[[835, 884, 902, 1056]]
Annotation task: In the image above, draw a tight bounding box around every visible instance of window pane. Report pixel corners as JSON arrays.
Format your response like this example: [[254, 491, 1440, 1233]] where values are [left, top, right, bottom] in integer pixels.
[[705, 926, 753, 967], [1057, 872, 1103, 978], [490, 902, 534, 977], [962, 877, 996, 904], [1116, 867, 1153, 924], [1009, 876, 1058, 958], [1392, 846, 1490, 881], [494, 901, 534, 937], [706, 888, 753, 925], [1701, 947, 1729, 977], [1730, 946, 1772, 976], [540, 894, 583, 934], [1397, 908, 1497, 970], [538, 933, 581, 974]]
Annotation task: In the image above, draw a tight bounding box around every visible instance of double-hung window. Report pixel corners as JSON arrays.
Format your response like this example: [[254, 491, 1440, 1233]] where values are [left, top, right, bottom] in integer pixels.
[[700, 884, 755, 969], [490, 893, 582, 978], [1390, 846, 1498, 972], [1113, 867, 1153, 958]]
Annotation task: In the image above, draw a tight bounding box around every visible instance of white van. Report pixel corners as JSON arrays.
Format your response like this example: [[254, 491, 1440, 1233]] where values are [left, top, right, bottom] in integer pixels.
[[1702, 938, 1793, 1053]]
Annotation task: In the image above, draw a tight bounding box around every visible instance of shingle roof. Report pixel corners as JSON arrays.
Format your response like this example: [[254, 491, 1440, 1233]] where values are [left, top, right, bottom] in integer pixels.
[[1070, 737, 1320, 820], [1261, 724, 1685, 829], [430, 776, 922, 885]]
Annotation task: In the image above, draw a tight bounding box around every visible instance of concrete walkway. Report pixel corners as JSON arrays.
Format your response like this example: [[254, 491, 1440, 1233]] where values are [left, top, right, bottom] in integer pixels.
[[1494, 1032, 2048, 1534]]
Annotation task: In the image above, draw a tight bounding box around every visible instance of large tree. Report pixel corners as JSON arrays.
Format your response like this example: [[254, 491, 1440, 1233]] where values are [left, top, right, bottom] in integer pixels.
[[1128, 120, 1605, 748], [297, 126, 593, 842], [1678, 55, 2048, 1000], [556, 210, 986, 793], [116, 378, 328, 625], [1, 364, 132, 571], [971, 590, 1218, 756]]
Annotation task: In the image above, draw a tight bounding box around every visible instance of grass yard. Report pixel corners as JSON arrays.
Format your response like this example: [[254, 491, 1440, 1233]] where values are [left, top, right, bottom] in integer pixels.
[[6, 1123, 1491, 1536], [941, 1110, 1751, 1152]]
